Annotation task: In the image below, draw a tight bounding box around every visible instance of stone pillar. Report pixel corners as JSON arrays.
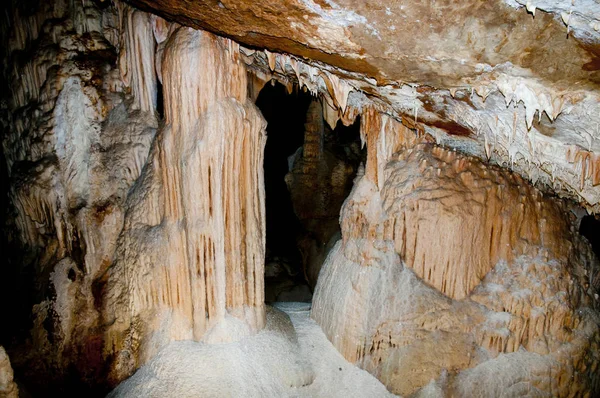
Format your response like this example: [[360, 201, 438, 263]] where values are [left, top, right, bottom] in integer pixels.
[[103, 27, 267, 384]]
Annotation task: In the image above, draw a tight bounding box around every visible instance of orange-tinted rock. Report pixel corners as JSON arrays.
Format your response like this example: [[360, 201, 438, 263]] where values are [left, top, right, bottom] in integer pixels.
[[379, 144, 573, 300], [102, 27, 267, 384]]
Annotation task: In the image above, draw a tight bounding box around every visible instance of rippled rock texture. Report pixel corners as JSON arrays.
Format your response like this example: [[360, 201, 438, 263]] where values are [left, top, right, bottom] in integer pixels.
[[312, 113, 600, 396]]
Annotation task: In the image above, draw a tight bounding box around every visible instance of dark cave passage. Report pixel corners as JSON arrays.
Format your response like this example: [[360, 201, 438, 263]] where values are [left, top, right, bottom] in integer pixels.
[[255, 81, 364, 303], [580, 215, 600, 261], [256, 82, 311, 302]]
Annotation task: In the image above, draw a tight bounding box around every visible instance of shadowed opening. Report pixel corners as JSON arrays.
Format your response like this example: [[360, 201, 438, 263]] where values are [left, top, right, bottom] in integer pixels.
[[255, 80, 364, 303]]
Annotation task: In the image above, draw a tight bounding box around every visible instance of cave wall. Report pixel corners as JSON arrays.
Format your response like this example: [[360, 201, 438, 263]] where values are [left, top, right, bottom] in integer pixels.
[[0, 0, 158, 391], [0, 0, 267, 391]]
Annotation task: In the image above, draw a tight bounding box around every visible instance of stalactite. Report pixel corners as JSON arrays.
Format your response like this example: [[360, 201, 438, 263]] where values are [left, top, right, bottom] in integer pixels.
[[567, 145, 600, 190], [322, 97, 340, 130], [0, 1, 161, 392], [118, 4, 157, 113]]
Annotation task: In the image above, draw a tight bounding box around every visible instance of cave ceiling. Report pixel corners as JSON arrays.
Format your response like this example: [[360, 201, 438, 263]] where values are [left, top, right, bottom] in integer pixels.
[[128, 0, 600, 212]]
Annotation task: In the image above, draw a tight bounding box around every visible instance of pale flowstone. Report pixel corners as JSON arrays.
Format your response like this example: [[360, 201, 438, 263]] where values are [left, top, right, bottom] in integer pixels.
[[108, 305, 395, 398], [312, 117, 600, 396]]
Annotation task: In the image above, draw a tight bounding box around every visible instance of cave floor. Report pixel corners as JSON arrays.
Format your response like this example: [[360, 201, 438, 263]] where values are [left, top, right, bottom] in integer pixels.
[[109, 302, 396, 397]]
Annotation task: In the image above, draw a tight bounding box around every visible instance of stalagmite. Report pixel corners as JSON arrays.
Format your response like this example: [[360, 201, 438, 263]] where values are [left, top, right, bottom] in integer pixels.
[[321, 72, 353, 114], [286, 98, 362, 287], [102, 27, 267, 384]]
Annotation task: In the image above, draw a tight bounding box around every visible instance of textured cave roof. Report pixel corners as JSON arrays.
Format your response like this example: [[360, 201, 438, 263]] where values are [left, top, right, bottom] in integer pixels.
[[128, 0, 600, 212]]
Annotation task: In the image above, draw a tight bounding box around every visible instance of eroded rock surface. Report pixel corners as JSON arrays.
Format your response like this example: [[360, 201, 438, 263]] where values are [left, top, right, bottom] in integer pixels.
[[312, 113, 600, 396], [1, 0, 157, 392]]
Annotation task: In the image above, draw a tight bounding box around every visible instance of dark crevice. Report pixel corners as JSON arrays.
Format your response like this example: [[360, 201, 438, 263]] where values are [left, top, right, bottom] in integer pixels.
[[580, 215, 600, 260], [255, 80, 364, 302], [156, 78, 164, 119], [256, 81, 311, 302]]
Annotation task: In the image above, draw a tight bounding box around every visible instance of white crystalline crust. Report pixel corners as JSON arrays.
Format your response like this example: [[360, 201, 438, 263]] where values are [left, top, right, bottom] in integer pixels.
[[109, 305, 395, 398]]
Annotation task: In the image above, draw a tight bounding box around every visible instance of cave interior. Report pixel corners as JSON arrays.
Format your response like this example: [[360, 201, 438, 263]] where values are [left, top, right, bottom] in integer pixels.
[[1, 0, 600, 397]]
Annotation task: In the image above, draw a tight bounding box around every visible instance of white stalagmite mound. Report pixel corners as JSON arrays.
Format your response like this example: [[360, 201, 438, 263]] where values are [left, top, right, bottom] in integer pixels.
[[109, 304, 395, 398]]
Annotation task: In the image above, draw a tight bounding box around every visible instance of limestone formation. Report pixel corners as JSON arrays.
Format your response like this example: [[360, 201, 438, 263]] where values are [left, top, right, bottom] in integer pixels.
[[118, 3, 158, 113], [127, 0, 600, 213], [1, 0, 158, 392], [312, 113, 600, 396], [285, 98, 362, 287], [0, 347, 18, 398], [101, 27, 267, 384]]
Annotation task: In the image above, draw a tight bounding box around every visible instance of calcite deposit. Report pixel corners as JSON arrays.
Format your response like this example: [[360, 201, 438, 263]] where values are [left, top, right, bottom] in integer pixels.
[[0, 347, 18, 398], [102, 26, 268, 383], [1, 0, 158, 392], [128, 0, 600, 213], [312, 114, 600, 395]]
